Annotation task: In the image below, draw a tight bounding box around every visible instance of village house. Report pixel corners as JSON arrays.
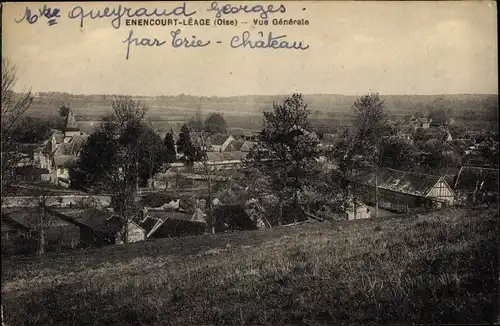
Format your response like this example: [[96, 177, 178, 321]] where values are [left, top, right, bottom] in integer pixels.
[[358, 168, 455, 212], [453, 166, 499, 205], [224, 140, 256, 152], [208, 134, 235, 152], [49, 207, 146, 247], [243, 131, 259, 141], [39, 111, 88, 186], [345, 199, 371, 220], [2, 207, 82, 254]]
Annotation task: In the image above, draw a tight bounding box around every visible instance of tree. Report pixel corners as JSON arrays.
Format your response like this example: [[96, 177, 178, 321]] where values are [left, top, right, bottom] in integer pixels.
[[204, 112, 228, 134], [186, 109, 217, 233], [1, 57, 34, 326], [70, 96, 149, 244], [163, 132, 177, 163], [59, 105, 70, 117], [419, 138, 445, 173], [138, 125, 165, 187], [448, 123, 466, 139], [7, 117, 58, 144], [328, 92, 388, 218], [1, 58, 34, 140], [1, 58, 34, 197], [379, 136, 417, 170], [244, 94, 320, 225], [176, 124, 197, 163]]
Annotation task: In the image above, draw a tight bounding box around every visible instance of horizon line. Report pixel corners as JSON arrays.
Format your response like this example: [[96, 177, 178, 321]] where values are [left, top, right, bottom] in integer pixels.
[[28, 91, 499, 98]]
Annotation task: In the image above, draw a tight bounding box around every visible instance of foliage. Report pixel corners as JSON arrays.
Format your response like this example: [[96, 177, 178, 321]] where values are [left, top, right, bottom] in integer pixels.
[[244, 94, 321, 223], [7, 117, 62, 144], [1, 57, 34, 198], [448, 123, 466, 139], [69, 97, 158, 242], [58, 105, 70, 117], [380, 136, 417, 170], [163, 132, 177, 163], [328, 93, 388, 208], [175, 124, 200, 164], [204, 112, 228, 134]]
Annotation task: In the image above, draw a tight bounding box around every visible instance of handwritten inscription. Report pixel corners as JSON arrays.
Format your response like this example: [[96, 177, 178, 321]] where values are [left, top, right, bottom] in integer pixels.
[[207, 1, 286, 19], [230, 31, 309, 50], [68, 3, 196, 29], [170, 29, 211, 48], [123, 29, 309, 59], [123, 29, 167, 60], [15, 3, 311, 59], [16, 5, 61, 26]]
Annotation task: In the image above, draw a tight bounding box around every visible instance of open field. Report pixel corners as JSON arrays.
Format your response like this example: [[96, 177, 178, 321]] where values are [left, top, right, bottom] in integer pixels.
[[27, 93, 497, 131], [2, 208, 499, 325]]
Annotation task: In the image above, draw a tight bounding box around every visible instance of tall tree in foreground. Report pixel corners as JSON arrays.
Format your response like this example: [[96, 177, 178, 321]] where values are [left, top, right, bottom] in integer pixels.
[[329, 92, 388, 217], [1, 57, 34, 326], [187, 109, 217, 233], [70, 96, 149, 243], [1, 58, 34, 197], [244, 94, 320, 225]]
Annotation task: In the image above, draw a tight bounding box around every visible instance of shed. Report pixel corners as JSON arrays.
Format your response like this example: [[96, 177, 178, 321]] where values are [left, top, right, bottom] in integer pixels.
[[50, 208, 146, 247], [345, 200, 370, 220], [358, 168, 455, 212]]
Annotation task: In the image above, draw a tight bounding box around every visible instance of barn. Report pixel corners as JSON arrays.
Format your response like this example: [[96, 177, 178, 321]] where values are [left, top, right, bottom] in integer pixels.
[[358, 168, 455, 213], [48, 207, 146, 247]]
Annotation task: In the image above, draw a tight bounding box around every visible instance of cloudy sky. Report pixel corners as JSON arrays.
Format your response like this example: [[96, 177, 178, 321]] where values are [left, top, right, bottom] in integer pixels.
[[3, 1, 497, 96]]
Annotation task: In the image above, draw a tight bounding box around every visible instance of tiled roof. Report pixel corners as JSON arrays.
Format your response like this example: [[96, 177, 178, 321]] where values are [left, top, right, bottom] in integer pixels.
[[79, 208, 123, 236], [54, 134, 88, 156], [226, 141, 255, 152], [54, 156, 78, 168], [360, 168, 443, 197], [208, 134, 232, 146]]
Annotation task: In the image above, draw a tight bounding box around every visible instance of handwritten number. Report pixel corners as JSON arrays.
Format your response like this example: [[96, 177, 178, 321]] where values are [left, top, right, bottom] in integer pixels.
[[15, 6, 60, 26]]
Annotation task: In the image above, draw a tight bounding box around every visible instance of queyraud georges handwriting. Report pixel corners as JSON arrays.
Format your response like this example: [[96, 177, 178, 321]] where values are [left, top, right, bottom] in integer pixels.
[[15, 2, 311, 60]]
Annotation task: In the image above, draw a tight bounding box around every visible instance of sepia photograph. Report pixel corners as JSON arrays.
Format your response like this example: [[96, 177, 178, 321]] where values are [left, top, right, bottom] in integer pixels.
[[1, 1, 499, 325]]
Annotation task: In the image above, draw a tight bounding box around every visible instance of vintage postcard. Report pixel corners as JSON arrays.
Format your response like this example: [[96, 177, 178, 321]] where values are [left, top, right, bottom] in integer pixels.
[[1, 1, 498, 325]]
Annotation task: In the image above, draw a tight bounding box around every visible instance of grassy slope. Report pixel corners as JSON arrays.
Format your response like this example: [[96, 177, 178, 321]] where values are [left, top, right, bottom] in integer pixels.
[[2, 208, 499, 325]]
